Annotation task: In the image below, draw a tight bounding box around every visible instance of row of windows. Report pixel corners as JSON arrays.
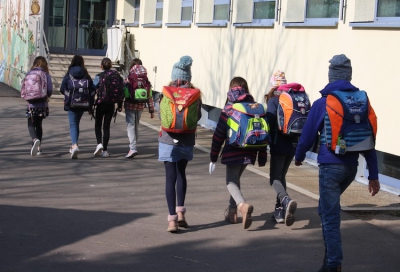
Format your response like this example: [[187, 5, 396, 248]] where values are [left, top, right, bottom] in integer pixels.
[[122, 0, 400, 28]]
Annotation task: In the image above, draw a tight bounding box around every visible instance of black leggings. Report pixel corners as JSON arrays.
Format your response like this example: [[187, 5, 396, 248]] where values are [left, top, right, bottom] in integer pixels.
[[95, 103, 114, 150], [164, 160, 188, 215], [28, 116, 43, 142]]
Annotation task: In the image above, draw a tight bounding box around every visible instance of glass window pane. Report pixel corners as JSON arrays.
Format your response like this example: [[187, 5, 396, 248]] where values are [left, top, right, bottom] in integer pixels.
[[306, 0, 339, 18], [156, 8, 163, 21], [134, 9, 140, 22], [182, 6, 192, 21], [254, 1, 275, 20], [135, 0, 140, 8], [214, 4, 229, 20], [378, 0, 400, 17]]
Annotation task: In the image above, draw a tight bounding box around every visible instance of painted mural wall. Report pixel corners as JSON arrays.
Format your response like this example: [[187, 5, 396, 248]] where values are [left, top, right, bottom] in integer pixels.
[[0, 0, 37, 89]]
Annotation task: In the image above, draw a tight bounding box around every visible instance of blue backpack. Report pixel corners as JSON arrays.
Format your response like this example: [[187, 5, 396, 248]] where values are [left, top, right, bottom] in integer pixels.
[[226, 102, 270, 148]]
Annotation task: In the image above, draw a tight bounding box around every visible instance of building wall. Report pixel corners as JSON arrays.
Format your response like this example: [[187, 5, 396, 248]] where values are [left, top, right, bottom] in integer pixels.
[[116, 0, 400, 159], [0, 0, 38, 89]]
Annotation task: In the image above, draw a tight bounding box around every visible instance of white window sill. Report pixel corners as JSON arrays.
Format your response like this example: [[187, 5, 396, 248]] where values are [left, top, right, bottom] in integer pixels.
[[165, 22, 192, 27], [349, 22, 400, 28], [195, 22, 228, 27], [283, 18, 338, 27], [142, 23, 162, 28]]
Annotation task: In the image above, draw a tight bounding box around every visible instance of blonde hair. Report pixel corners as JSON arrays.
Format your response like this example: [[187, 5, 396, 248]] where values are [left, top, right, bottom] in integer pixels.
[[30, 56, 49, 73]]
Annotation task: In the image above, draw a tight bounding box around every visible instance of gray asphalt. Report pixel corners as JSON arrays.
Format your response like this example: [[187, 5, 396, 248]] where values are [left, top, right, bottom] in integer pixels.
[[0, 82, 399, 272]]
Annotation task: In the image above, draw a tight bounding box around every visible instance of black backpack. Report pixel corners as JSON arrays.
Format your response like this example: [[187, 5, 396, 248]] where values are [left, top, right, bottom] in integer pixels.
[[96, 70, 124, 104]]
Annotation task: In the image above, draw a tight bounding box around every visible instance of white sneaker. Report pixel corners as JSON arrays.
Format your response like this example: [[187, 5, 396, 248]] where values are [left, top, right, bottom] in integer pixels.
[[101, 150, 109, 158], [31, 139, 40, 157], [125, 150, 138, 158], [71, 146, 79, 159], [94, 143, 104, 156], [37, 149, 42, 155]]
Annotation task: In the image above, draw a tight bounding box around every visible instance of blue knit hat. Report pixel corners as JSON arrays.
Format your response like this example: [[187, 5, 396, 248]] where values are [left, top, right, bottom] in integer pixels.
[[328, 54, 352, 83], [171, 56, 193, 82]]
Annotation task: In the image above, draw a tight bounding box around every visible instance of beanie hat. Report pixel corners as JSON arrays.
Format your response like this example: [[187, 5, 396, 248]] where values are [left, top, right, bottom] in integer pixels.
[[269, 70, 287, 88], [328, 54, 352, 83], [171, 55, 193, 82]]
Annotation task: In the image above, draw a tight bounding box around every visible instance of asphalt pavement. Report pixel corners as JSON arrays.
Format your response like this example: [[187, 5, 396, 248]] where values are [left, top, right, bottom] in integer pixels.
[[0, 82, 399, 272]]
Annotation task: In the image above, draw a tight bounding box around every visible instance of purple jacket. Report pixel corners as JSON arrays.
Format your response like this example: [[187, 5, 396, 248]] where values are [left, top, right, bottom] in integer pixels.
[[295, 80, 379, 180]]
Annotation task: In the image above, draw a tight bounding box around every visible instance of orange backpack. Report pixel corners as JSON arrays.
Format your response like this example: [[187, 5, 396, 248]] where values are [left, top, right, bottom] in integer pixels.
[[160, 86, 201, 133]]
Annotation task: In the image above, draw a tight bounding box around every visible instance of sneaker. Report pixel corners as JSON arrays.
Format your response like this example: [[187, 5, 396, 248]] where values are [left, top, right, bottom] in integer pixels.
[[282, 196, 297, 226], [101, 150, 109, 158], [273, 205, 285, 224], [71, 146, 79, 159], [31, 139, 40, 157], [125, 150, 138, 158], [224, 206, 238, 224], [94, 143, 103, 157], [37, 149, 42, 155]]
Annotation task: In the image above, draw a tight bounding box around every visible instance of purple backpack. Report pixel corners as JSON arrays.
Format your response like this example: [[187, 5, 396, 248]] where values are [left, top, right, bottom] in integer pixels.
[[20, 69, 48, 101], [96, 70, 124, 104]]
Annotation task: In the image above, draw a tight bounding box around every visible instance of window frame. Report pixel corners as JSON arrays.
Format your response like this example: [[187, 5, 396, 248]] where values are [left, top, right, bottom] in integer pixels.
[[195, 0, 231, 27], [165, 0, 194, 27], [282, 0, 340, 27], [233, 0, 276, 27], [125, 0, 140, 27], [349, 0, 400, 28], [142, 0, 163, 28]]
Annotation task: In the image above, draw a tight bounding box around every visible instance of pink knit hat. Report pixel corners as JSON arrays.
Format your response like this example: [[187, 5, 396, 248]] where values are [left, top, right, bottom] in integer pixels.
[[269, 70, 287, 88]]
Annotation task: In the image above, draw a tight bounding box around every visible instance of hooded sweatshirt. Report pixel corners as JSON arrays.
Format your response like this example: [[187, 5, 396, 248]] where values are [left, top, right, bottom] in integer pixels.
[[295, 80, 378, 180], [210, 86, 267, 166]]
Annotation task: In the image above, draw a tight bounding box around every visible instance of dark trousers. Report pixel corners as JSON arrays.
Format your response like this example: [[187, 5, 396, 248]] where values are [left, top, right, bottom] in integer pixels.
[[164, 160, 188, 215], [28, 116, 43, 142], [95, 103, 114, 150]]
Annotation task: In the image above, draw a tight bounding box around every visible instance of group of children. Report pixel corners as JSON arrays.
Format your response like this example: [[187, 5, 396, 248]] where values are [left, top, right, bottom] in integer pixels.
[[22, 55, 296, 233]]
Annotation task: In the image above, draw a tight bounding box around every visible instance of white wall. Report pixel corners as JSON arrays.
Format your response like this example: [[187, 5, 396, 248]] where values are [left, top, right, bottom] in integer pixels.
[[116, 0, 400, 157]]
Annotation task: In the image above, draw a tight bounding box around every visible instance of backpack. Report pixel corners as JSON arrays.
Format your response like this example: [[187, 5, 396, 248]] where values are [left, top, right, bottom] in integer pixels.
[[277, 83, 311, 135], [126, 65, 152, 103], [160, 86, 200, 133], [20, 69, 48, 101], [227, 102, 270, 148], [65, 74, 91, 109], [96, 70, 124, 104], [322, 90, 377, 154]]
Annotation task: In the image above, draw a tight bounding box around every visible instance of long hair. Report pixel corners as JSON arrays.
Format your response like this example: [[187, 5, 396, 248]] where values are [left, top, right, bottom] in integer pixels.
[[129, 58, 143, 70], [30, 56, 49, 73], [101, 57, 112, 70], [68, 55, 90, 79], [264, 87, 278, 104]]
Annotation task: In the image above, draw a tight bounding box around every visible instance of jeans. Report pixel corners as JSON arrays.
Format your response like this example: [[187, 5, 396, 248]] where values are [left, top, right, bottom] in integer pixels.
[[226, 164, 248, 208], [95, 103, 114, 150], [125, 109, 142, 151], [318, 164, 357, 268], [68, 110, 85, 145], [269, 153, 294, 204]]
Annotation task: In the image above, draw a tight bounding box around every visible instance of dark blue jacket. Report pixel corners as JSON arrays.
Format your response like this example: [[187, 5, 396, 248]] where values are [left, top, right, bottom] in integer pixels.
[[295, 80, 379, 180]]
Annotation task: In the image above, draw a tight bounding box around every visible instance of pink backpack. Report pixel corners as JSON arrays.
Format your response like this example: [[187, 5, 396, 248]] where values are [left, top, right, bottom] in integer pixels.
[[20, 69, 48, 101]]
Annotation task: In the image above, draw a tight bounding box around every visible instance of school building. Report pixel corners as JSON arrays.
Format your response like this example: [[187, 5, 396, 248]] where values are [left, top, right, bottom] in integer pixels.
[[1, 0, 399, 192]]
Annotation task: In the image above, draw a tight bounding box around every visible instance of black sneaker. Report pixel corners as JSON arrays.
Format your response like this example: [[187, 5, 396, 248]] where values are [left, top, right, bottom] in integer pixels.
[[273, 206, 285, 223], [282, 196, 297, 226]]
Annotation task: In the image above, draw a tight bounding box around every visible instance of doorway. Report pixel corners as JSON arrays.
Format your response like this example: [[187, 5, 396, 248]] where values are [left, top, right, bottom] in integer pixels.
[[44, 0, 116, 56]]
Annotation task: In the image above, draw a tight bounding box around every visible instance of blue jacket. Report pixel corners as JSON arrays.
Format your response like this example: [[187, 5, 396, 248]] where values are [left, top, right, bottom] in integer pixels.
[[295, 80, 379, 180]]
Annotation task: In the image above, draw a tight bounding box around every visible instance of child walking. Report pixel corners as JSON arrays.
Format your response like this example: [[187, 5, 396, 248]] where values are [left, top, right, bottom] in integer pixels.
[[264, 70, 298, 226], [210, 77, 267, 230], [93, 57, 123, 158], [158, 56, 202, 233], [23, 56, 53, 156], [124, 58, 154, 158]]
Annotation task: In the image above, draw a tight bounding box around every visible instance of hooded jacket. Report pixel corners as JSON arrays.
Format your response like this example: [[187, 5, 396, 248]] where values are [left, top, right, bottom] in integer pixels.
[[295, 80, 378, 180], [210, 87, 267, 166]]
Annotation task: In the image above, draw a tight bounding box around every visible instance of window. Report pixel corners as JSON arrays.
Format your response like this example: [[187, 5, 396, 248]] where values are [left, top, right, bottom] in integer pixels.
[[350, 0, 400, 27], [195, 0, 231, 27], [166, 0, 193, 26], [142, 0, 161, 27], [233, 0, 276, 27], [134, 0, 140, 25], [283, 0, 339, 27]]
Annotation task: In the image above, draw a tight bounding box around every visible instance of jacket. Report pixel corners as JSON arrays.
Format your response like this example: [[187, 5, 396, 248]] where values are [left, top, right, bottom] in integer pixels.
[[295, 80, 379, 180]]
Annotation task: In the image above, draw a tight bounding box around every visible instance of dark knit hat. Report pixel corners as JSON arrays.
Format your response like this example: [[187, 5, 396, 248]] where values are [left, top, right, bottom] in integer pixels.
[[171, 55, 193, 82], [328, 54, 352, 83]]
